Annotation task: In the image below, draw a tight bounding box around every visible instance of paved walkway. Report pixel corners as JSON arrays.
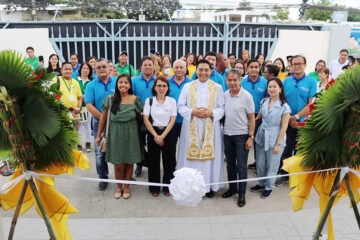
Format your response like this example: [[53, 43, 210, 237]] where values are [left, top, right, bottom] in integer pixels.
[[1, 149, 359, 239]]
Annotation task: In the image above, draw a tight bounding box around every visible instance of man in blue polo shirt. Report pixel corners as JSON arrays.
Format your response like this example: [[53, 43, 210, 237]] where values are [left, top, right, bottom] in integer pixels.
[[191, 52, 225, 90], [70, 53, 80, 79], [241, 59, 267, 115], [169, 59, 192, 142], [241, 59, 267, 170], [278, 55, 317, 184], [85, 58, 116, 191], [132, 56, 156, 176]]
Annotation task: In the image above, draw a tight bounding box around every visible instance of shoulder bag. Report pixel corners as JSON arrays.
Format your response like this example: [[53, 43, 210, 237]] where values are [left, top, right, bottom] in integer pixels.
[[97, 95, 112, 153]]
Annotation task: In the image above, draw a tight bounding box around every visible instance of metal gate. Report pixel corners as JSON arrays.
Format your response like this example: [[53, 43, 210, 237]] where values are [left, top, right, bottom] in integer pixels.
[[0, 20, 323, 69]]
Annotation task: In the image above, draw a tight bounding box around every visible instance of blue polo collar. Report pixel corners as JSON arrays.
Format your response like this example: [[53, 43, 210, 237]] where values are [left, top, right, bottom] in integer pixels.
[[170, 75, 190, 88], [211, 70, 217, 77], [140, 74, 155, 88], [246, 75, 261, 89], [292, 73, 306, 88]]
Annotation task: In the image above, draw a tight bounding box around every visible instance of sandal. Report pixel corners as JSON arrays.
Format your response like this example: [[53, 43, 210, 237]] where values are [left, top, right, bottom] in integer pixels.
[[123, 191, 131, 199], [114, 191, 122, 199], [151, 192, 159, 197], [164, 192, 171, 197]]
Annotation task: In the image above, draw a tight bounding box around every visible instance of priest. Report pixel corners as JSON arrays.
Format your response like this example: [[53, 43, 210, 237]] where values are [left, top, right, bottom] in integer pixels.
[[177, 59, 225, 198]]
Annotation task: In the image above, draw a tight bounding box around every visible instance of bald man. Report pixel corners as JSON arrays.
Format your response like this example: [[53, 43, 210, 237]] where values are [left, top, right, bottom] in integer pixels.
[[168, 59, 192, 142]]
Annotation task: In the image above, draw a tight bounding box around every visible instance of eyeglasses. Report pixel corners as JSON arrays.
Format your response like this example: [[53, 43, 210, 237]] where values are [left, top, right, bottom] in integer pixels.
[[96, 65, 108, 70], [292, 63, 305, 67], [156, 84, 168, 88]]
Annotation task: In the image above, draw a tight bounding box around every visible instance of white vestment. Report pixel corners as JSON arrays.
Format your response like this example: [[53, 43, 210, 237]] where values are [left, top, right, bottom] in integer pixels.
[[177, 80, 225, 192]]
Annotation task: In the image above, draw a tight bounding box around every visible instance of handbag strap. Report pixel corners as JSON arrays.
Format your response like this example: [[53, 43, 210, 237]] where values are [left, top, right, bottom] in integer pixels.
[[105, 95, 112, 137]]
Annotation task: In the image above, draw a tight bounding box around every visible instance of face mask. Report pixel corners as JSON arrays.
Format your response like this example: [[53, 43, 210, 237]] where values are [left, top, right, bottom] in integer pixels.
[[163, 68, 171, 75]]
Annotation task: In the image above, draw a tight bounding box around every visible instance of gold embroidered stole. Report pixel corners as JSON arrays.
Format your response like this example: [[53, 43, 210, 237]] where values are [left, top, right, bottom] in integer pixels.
[[187, 80, 217, 161]]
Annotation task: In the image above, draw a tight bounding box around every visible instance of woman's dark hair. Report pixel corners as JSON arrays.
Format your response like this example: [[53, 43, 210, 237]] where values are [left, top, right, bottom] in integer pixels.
[[267, 77, 287, 105], [111, 74, 133, 114], [196, 54, 203, 65], [152, 76, 170, 96], [78, 62, 93, 80], [87, 56, 96, 62], [256, 53, 265, 69], [47, 54, 60, 71], [234, 60, 245, 77], [274, 58, 285, 72], [186, 53, 196, 65], [314, 59, 326, 72]]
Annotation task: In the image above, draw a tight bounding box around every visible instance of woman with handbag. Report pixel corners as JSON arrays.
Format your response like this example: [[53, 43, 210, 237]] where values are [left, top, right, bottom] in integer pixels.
[[143, 76, 177, 197], [96, 74, 143, 199]]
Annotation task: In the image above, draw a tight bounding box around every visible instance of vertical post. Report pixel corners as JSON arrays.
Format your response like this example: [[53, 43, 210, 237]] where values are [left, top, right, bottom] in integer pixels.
[[344, 173, 360, 229], [8, 181, 28, 240], [111, 20, 115, 62], [0, 203, 4, 240], [31, 0, 37, 21]]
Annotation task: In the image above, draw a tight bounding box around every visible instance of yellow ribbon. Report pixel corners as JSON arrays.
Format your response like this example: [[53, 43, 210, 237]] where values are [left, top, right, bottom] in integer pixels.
[[0, 150, 90, 240], [283, 155, 360, 240]]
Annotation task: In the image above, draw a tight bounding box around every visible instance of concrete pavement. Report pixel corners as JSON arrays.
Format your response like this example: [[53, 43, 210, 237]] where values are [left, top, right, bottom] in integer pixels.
[[1, 149, 359, 239]]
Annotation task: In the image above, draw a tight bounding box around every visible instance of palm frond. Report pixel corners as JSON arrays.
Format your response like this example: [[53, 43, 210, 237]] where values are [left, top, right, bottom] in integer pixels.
[[21, 95, 61, 147], [0, 51, 32, 92]]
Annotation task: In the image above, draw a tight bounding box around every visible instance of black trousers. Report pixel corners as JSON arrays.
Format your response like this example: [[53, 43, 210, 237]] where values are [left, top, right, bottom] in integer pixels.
[[147, 126, 176, 193], [279, 126, 298, 172]]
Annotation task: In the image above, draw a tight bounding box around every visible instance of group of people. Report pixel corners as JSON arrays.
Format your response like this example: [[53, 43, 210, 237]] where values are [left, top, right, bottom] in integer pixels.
[[24, 46, 355, 207]]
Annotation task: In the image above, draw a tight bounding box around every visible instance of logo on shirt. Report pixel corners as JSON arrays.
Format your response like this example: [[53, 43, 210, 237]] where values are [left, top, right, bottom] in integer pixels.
[[300, 86, 309, 92], [257, 87, 266, 93]]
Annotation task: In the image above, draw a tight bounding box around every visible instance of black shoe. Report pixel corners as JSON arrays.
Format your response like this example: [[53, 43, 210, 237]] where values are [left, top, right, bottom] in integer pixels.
[[135, 165, 142, 177], [205, 189, 214, 198], [237, 194, 246, 207], [85, 142, 91, 152], [275, 176, 289, 187], [221, 189, 237, 198], [248, 163, 256, 169], [250, 185, 265, 193], [261, 190, 272, 199], [77, 144, 83, 151], [98, 181, 108, 191]]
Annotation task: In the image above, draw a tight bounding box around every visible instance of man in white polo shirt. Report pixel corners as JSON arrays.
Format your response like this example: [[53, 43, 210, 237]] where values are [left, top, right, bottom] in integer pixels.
[[221, 70, 255, 207], [329, 49, 349, 79]]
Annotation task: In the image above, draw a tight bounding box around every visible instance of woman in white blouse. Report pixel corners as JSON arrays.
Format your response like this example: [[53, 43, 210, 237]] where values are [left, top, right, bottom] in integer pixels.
[[143, 76, 177, 197]]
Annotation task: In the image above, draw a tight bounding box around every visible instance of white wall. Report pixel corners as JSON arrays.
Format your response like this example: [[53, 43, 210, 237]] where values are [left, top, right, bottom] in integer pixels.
[[0, 28, 56, 68], [269, 29, 330, 74], [322, 24, 352, 63]]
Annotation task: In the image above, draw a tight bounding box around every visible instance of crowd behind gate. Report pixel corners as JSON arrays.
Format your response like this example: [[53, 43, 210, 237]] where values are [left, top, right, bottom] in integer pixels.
[[24, 46, 357, 207]]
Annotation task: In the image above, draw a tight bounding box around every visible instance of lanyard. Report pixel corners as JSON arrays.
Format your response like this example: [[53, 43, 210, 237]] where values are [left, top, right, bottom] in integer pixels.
[[62, 77, 72, 93]]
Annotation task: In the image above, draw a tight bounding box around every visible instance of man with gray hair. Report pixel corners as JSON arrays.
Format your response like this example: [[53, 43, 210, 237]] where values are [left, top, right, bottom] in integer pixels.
[[168, 59, 192, 143], [222, 69, 255, 207], [85, 58, 116, 190]]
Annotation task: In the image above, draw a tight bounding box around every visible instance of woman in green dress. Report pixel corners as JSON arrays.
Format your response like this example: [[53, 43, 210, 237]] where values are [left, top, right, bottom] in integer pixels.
[[96, 74, 143, 199]]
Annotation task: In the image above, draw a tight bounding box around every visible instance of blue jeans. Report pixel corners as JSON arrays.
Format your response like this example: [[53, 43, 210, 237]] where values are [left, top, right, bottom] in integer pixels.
[[256, 143, 285, 190], [93, 117, 109, 179], [224, 134, 249, 195]]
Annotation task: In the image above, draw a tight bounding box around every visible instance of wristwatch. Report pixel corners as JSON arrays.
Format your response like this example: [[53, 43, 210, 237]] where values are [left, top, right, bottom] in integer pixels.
[[249, 135, 254, 140], [295, 114, 300, 120]]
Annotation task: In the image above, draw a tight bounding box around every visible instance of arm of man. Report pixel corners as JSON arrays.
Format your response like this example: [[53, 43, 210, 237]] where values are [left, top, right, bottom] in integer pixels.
[[86, 103, 101, 119], [245, 113, 255, 150], [274, 112, 291, 154]]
